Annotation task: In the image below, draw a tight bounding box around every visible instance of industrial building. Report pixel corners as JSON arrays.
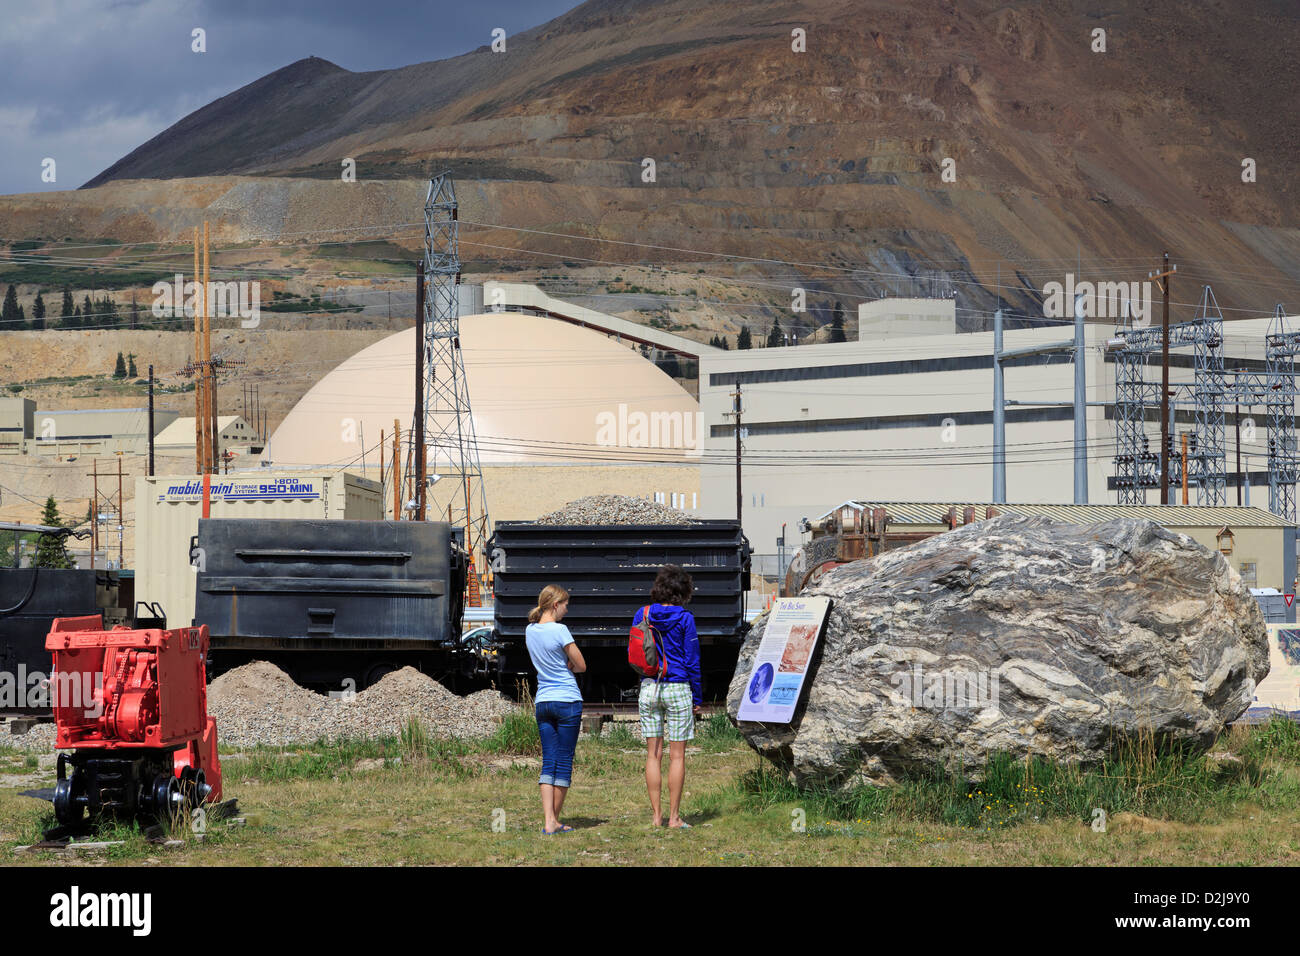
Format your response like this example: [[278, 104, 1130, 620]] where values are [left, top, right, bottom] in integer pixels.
[[262, 311, 701, 522], [26, 406, 178, 457], [153, 415, 258, 461], [812, 500, 1297, 597], [0, 397, 34, 455], [698, 301, 1295, 569]]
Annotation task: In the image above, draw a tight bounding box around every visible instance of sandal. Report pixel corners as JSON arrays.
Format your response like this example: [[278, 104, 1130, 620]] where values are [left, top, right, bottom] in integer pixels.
[[542, 824, 574, 834]]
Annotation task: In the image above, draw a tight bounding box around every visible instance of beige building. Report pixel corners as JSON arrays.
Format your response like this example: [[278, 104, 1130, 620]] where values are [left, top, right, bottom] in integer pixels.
[[264, 312, 702, 521], [154, 415, 257, 461], [857, 297, 957, 339], [29, 406, 179, 457], [0, 397, 34, 455]]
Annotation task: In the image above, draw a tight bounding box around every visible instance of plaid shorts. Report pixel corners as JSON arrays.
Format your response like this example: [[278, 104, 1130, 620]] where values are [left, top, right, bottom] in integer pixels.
[[639, 679, 694, 742]]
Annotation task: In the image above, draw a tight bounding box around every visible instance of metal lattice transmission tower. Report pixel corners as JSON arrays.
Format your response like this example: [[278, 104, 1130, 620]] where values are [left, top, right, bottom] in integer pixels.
[[1111, 327, 1162, 503], [1110, 285, 1225, 505], [1113, 288, 1300, 513], [1267, 304, 1300, 520], [1190, 286, 1227, 504], [412, 173, 491, 565]]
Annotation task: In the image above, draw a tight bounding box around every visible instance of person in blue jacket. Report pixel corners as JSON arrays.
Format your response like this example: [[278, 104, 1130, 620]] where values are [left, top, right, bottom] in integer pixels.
[[634, 565, 702, 829]]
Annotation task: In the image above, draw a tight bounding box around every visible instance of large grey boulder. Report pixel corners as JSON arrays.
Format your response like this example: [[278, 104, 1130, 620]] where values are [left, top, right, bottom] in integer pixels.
[[729, 515, 1270, 787]]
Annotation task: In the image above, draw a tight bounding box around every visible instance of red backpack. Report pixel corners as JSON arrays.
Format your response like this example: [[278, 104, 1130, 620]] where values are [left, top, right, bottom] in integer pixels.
[[628, 605, 667, 679]]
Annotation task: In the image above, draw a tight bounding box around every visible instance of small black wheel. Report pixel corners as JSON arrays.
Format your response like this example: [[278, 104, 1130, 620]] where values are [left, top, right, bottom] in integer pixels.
[[364, 661, 398, 688], [53, 773, 85, 826], [192, 769, 209, 804], [178, 765, 197, 806], [151, 773, 182, 820]]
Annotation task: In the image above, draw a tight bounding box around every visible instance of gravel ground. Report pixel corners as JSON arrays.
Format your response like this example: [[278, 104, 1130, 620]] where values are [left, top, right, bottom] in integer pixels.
[[6, 722, 55, 753], [536, 494, 693, 525], [5, 662, 517, 751]]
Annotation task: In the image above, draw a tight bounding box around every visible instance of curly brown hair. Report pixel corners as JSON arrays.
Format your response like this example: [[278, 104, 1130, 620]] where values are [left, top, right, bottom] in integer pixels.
[[650, 564, 694, 605]]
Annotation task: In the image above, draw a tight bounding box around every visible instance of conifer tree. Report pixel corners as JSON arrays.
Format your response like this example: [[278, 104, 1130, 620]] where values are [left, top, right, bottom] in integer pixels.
[[34, 497, 75, 569], [1, 284, 19, 328]]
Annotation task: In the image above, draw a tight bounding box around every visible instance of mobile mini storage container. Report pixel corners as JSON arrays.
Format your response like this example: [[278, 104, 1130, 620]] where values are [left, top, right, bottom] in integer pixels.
[[134, 471, 383, 630]]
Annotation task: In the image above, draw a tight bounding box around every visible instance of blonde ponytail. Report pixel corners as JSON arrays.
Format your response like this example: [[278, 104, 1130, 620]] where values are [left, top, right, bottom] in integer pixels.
[[528, 584, 570, 623]]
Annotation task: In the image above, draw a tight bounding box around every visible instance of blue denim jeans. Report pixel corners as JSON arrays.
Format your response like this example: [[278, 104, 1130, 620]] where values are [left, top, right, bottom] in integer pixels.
[[535, 700, 583, 788]]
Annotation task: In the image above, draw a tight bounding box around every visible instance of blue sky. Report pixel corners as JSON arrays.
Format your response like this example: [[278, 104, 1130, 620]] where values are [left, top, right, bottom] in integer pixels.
[[0, 0, 580, 195]]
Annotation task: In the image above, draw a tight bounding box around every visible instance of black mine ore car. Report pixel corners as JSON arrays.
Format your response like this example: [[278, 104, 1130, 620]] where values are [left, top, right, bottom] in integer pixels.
[[488, 519, 752, 702], [192, 518, 466, 689]]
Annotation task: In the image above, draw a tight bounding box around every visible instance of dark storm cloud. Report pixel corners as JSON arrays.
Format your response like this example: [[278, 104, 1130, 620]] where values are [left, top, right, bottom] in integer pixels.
[[0, 0, 578, 196]]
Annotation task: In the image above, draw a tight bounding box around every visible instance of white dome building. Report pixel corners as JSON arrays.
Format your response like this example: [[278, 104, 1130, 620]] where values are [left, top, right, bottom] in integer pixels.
[[263, 313, 702, 520]]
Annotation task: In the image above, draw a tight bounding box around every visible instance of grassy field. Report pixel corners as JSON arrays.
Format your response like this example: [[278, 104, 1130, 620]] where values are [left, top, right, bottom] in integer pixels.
[[2, 713, 1298, 866]]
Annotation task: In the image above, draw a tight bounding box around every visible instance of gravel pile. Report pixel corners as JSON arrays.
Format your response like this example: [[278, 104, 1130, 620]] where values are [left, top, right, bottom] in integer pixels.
[[205, 662, 516, 747], [8, 721, 56, 753], [536, 494, 693, 525], [7, 663, 517, 751]]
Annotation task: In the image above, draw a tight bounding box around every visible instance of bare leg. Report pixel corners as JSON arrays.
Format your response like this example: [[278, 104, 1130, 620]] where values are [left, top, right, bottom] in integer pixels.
[[667, 741, 687, 827], [645, 737, 664, 825], [553, 785, 569, 822], [540, 783, 559, 832]]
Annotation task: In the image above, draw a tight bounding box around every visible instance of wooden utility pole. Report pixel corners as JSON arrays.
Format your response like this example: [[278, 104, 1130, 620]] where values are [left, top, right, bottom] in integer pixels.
[[209, 364, 219, 471], [1150, 252, 1177, 504], [193, 227, 203, 474], [402, 444, 413, 519], [414, 261, 427, 520], [116, 457, 124, 568], [147, 365, 155, 477], [204, 221, 216, 474], [90, 462, 98, 571], [392, 420, 401, 519]]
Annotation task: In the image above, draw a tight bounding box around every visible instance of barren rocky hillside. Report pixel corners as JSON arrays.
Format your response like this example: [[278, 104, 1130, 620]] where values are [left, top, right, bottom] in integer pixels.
[[1, 0, 1297, 325]]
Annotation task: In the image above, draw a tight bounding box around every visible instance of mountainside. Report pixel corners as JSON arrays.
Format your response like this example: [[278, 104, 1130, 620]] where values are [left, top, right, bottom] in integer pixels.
[[10, 0, 1300, 326]]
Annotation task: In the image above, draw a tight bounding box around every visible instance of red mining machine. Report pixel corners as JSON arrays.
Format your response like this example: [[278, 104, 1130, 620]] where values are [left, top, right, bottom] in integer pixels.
[[45, 616, 222, 825]]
